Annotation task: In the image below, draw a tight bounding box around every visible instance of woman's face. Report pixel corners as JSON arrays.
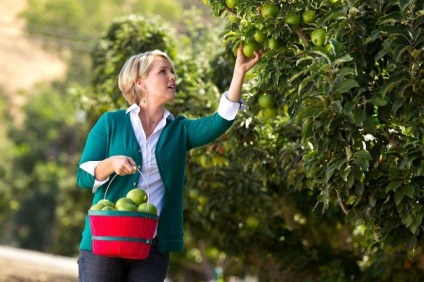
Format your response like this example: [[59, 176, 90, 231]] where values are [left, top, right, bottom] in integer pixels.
[[139, 56, 176, 104]]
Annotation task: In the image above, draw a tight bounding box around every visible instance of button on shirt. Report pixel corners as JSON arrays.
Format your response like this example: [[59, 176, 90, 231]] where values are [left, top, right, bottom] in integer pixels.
[[79, 92, 245, 216]]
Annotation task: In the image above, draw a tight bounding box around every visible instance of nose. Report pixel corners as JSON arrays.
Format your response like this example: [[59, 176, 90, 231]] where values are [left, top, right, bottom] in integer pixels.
[[170, 72, 176, 81]]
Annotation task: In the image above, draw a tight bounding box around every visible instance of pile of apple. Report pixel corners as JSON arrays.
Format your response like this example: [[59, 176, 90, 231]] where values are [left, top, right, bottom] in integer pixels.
[[90, 188, 157, 215]]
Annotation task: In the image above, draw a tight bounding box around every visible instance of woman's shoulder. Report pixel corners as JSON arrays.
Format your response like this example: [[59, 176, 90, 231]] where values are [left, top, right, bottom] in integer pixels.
[[100, 109, 127, 120]]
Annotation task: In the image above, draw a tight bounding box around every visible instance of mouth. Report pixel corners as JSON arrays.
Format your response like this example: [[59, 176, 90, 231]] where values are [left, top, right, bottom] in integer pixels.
[[168, 84, 176, 90]]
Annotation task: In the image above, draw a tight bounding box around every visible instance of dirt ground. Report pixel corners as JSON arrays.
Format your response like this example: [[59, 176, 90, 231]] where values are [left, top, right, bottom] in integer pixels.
[[0, 258, 78, 282], [0, 246, 78, 282]]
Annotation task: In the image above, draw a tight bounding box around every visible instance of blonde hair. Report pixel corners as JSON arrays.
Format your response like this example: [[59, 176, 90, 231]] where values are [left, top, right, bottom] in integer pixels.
[[118, 50, 175, 104]]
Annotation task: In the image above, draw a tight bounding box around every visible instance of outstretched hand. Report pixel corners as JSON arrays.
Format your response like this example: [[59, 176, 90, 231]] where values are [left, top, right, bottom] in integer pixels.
[[234, 44, 264, 74]]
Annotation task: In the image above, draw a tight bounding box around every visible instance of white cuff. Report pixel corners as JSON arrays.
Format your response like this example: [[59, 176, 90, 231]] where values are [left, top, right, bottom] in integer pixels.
[[80, 161, 110, 193], [217, 91, 247, 121]]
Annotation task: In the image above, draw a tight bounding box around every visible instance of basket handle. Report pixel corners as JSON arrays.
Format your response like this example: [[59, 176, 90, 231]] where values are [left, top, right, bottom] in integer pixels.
[[103, 165, 151, 203]]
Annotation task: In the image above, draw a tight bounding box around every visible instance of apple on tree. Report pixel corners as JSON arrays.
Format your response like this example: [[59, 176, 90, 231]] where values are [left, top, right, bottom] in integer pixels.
[[260, 3, 279, 19], [258, 94, 274, 109], [242, 41, 261, 58], [262, 107, 278, 119], [285, 13, 301, 27], [224, 0, 238, 9], [227, 13, 241, 23], [310, 28, 326, 46], [301, 10, 316, 24], [268, 37, 284, 51], [254, 30, 267, 43]]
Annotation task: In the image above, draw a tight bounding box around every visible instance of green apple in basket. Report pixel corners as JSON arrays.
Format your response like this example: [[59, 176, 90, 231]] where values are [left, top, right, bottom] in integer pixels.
[[90, 203, 106, 210], [137, 203, 158, 215], [102, 206, 116, 211], [115, 197, 138, 211], [126, 188, 148, 206], [97, 199, 115, 208]]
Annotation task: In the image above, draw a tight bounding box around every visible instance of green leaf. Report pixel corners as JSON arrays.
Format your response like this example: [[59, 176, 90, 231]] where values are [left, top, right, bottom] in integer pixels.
[[335, 79, 359, 94], [395, 188, 404, 206], [344, 101, 356, 112], [311, 46, 333, 64], [404, 184, 415, 198], [332, 100, 343, 113], [337, 67, 357, 79], [340, 166, 351, 181], [382, 76, 404, 97], [394, 45, 409, 62], [400, 0, 415, 14], [371, 96, 388, 106], [335, 54, 353, 65], [328, 38, 341, 57], [355, 182, 364, 196], [352, 108, 366, 126], [377, 12, 402, 25], [363, 117, 377, 134], [354, 150, 372, 160], [354, 158, 369, 171], [296, 56, 314, 66], [385, 180, 403, 193], [297, 105, 324, 120]]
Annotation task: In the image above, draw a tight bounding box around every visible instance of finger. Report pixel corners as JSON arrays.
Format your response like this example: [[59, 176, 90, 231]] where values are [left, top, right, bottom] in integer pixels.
[[127, 157, 137, 166]]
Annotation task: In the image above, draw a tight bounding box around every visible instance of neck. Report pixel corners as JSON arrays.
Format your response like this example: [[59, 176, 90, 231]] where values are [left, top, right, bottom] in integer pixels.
[[138, 104, 164, 129]]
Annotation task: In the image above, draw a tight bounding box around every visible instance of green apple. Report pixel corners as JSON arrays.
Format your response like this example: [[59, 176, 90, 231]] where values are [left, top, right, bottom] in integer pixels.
[[268, 37, 284, 50], [189, 189, 199, 199], [90, 203, 105, 211], [102, 206, 116, 211], [137, 203, 158, 215], [246, 216, 260, 229], [262, 107, 278, 119], [198, 196, 208, 205], [126, 188, 148, 206], [115, 197, 134, 209], [116, 202, 138, 211], [310, 28, 326, 46], [227, 13, 240, 23], [302, 10, 316, 24], [258, 94, 274, 109], [225, 0, 238, 9], [261, 3, 279, 18], [97, 199, 115, 208], [254, 30, 267, 43], [242, 41, 261, 58], [285, 13, 301, 27], [202, 0, 212, 6]]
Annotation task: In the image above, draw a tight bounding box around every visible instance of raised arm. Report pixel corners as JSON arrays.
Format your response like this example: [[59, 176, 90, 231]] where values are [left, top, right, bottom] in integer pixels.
[[226, 45, 263, 103]]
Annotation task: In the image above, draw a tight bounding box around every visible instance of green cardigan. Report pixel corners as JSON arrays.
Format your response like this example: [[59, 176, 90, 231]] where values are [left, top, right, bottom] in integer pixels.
[[76, 110, 234, 253]]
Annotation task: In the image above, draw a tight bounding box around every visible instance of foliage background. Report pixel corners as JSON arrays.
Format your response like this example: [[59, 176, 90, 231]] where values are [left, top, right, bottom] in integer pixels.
[[0, 0, 423, 281]]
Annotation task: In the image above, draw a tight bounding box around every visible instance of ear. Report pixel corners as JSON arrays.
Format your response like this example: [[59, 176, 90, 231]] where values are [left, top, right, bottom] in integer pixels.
[[135, 78, 143, 86]]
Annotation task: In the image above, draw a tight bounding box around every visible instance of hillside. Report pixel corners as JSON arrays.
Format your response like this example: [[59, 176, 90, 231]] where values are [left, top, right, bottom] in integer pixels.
[[0, 0, 66, 123]]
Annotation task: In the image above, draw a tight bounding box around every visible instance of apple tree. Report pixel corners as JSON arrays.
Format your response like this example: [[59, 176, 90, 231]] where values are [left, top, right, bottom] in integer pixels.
[[197, 0, 424, 279]]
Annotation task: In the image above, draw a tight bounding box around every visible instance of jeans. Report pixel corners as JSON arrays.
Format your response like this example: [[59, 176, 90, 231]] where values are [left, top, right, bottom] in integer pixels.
[[78, 244, 169, 282]]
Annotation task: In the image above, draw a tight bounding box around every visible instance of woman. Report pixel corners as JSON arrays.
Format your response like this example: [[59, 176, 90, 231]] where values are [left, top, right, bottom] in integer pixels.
[[76, 45, 262, 281]]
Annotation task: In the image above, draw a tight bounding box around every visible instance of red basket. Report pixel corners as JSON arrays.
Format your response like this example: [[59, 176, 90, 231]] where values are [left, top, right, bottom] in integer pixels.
[[89, 210, 159, 259]]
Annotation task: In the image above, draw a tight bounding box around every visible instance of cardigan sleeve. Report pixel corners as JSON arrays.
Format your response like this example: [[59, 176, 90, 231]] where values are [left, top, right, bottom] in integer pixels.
[[76, 113, 109, 189]]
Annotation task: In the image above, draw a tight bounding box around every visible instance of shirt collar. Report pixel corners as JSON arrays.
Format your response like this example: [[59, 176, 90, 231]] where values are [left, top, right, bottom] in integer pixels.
[[126, 104, 174, 120]]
